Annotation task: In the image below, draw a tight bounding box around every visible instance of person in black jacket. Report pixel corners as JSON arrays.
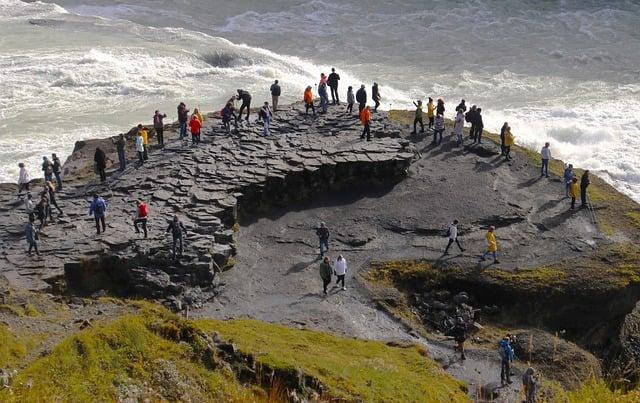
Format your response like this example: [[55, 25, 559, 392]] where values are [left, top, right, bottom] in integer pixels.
[[355, 85, 367, 112], [94, 147, 107, 182], [473, 108, 484, 144], [327, 68, 340, 104], [236, 89, 252, 121], [113, 133, 126, 171], [316, 222, 330, 257], [448, 317, 468, 360], [436, 98, 445, 116], [177, 102, 189, 140], [52, 153, 63, 190], [580, 170, 590, 208], [456, 99, 467, 113], [465, 105, 477, 139], [270, 80, 281, 112], [372, 82, 381, 112], [166, 215, 187, 260], [499, 122, 508, 155]]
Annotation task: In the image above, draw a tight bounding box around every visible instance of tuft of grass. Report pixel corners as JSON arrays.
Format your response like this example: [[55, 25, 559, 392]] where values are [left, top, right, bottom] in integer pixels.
[[484, 267, 567, 290], [551, 379, 640, 402], [0, 325, 28, 367], [198, 318, 468, 403]]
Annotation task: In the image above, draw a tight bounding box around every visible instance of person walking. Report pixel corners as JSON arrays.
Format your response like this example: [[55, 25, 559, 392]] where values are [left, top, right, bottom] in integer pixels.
[[473, 108, 484, 143], [356, 84, 367, 112], [327, 68, 340, 104], [135, 131, 145, 165], [178, 102, 189, 141], [319, 256, 333, 295], [360, 105, 372, 141], [18, 163, 30, 193], [42, 156, 53, 183], [138, 125, 149, 159], [563, 164, 574, 197], [346, 86, 355, 114], [570, 177, 579, 210], [334, 254, 347, 291], [35, 195, 50, 230], [189, 114, 202, 145], [133, 199, 148, 238], [94, 147, 107, 182], [270, 80, 281, 112], [499, 335, 516, 386], [222, 102, 238, 134], [412, 100, 424, 134], [522, 367, 539, 403], [259, 102, 273, 136], [500, 122, 508, 155], [436, 98, 445, 116], [236, 89, 252, 121], [504, 127, 514, 161], [25, 215, 39, 256], [433, 113, 445, 145], [466, 105, 477, 139], [456, 99, 467, 113], [24, 192, 35, 220], [153, 110, 167, 147], [481, 226, 499, 264], [372, 82, 381, 112], [448, 317, 468, 360], [444, 219, 465, 255], [580, 170, 591, 208], [89, 193, 108, 235], [540, 142, 551, 178], [114, 133, 126, 171], [52, 154, 63, 190], [166, 215, 187, 260], [427, 97, 435, 129], [304, 86, 316, 116], [454, 109, 464, 146], [318, 81, 329, 113], [44, 181, 63, 217], [316, 222, 330, 257]]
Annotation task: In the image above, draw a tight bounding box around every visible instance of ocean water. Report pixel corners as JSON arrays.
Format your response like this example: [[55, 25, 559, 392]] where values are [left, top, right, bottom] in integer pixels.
[[1, 0, 640, 200]]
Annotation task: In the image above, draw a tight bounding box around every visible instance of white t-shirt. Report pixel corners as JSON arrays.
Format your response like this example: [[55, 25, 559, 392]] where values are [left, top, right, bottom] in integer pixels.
[[334, 258, 347, 275], [541, 146, 551, 160], [448, 224, 458, 240]]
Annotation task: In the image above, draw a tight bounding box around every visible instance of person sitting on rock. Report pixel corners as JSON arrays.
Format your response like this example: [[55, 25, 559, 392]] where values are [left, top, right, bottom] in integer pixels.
[[433, 113, 445, 145], [236, 89, 252, 121], [570, 177, 579, 210], [25, 215, 39, 256], [480, 226, 499, 264], [319, 256, 332, 295], [166, 215, 187, 260], [259, 101, 273, 136], [133, 200, 148, 238], [499, 335, 515, 386], [522, 367, 539, 403], [135, 131, 145, 165], [189, 114, 202, 145], [426, 97, 435, 129], [304, 86, 315, 116], [444, 219, 464, 255], [412, 100, 424, 135], [17, 162, 30, 193], [89, 193, 108, 235], [316, 222, 330, 257], [334, 254, 347, 291], [504, 126, 514, 161], [360, 105, 372, 142], [447, 317, 467, 360], [346, 86, 355, 114], [221, 102, 238, 134]]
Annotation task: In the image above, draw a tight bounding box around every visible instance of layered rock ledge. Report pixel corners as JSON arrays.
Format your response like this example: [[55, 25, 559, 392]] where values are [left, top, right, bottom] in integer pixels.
[[0, 103, 416, 309]]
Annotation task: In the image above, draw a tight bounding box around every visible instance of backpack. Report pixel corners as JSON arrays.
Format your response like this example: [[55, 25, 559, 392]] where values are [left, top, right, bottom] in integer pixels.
[[445, 226, 451, 237], [465, 111, 472, 123], [94, 201, 104, 216]]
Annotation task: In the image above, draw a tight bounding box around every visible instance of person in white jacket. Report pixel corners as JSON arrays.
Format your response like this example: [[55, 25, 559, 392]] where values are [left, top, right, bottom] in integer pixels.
[[334, 254, 347, 291], [18, 162, 30, 193], [454, 109, 464, 146], [135, 132, 145, 165], [540, 142, 551, 178], [443, 219, 465, 255]]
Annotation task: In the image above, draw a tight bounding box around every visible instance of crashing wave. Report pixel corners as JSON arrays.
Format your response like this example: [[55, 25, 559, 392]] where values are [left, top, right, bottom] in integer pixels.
[[198, 51, 252, 68]]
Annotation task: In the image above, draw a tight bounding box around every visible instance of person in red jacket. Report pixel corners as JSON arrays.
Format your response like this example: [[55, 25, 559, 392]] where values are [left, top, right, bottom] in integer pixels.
[[360, 106, 372, 141], [189, 114, 202, 145], [133, 200, 148, 238]]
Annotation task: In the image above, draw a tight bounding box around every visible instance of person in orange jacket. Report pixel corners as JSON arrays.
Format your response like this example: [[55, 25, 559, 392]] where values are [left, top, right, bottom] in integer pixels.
[[304, 86, 315, 116], [189, 114, 202, 145], [360, 106, 372, 141]]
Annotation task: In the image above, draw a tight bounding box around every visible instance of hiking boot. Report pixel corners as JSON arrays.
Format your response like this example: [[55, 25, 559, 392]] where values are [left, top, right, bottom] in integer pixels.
[[342, 286, 346, 291], [494, 260, 500, 264]]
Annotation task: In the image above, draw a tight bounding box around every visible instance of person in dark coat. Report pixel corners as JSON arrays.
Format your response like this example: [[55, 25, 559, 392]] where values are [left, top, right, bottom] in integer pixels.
[[316, 222, 330, 257], [177, 102, 189, 140], [456, 99, 467, 113], [327, 68, 340, 104], [372, 82, 381, 112], [25, 215, 39, 256], [319, 256, 332, 295], [465, 105, 477, 139], [52, 153, 63, 190], [236, 89, 252, 121], [499, 122, 508, 155], [166, 215, 187, 260], [447, 317, 468, 360], [473, 108, 484, 144], [355, 85, 367, 112], [580, 170, 591, 208], [89, 193, 108, 235], [436, 98, 445, 116], [94, 147, 107, 182], [114, 133, 126, 171]]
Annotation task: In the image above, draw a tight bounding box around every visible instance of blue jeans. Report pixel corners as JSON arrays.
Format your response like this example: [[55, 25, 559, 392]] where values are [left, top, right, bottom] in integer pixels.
[[319, 238, 329, 256], [482, 251, 497, 261], [54, 172, 63, 189], [263, 117, 270, 136], [179, 122, 187, 139], [118, 149, 126, 171], [541, 159, 549, 177]]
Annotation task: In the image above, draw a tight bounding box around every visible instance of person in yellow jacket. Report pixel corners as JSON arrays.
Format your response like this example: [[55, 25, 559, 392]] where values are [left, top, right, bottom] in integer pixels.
[[193, 108, 204, 124], [304, 86, 315, 116], [504, 127, 515, 161], [137, 124, 149, 160], [427, 97, 435, 129], [481, 226, 499, 264], [569, 177, 579, 210]]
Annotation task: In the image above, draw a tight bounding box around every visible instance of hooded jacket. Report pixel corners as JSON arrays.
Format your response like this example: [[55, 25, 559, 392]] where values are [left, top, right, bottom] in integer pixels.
[[189, 116, 202, 134], [334, 257, 347, 276], [319, 261, 332, 281], [89, 197, 108, 218], [94, 149, 106, 169], [304, 88, 314, 104], [178, 104, 189, 123], [505, 130, 515, 147], [360, 108, 371, 126], [486, 231, 497, 252], [356, 87, 367, 104], [327, 72, 340, 87]]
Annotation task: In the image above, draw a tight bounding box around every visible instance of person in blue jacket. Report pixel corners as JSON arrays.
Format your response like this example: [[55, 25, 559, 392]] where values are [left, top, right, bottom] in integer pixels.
[[89, 193, 108, 235], [499, 335, 516, 386], [563, 164, 574, 197]]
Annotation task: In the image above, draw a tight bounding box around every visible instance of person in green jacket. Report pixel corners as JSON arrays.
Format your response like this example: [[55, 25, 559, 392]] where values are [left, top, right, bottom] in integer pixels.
[[319, 256, 333, 295]]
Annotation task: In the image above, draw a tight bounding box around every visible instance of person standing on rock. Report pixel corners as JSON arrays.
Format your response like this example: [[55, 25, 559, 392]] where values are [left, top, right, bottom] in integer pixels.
[[153, 110, 167, 148], [304, 86, 316, 116], [133, 199, 148, 238], [436, 98, 445, 116], [18, 162, 30, 193], [334, 254, 347, 291], [189, 114, 202, 145], [522, 367, 539, 403], [236, 89, 252, 122], [270, 80, 281, 112], [138, 124, 149, 159], [465, 105, 477, 139], [473, 108, 484, 144], [454, 109, 464, 146], [540, 142, 551, 178], [356, 85, 367, 113], [504, 126, 514, 161], [42, 156, 53, 183], [222, 102, 238, 134], [346, 86, 355, 114], [481, 226, 499, 264], [166, 215, 187, 260], [318, 81, 329, 114], [499, 335, 515, 386], [580, 170, 591, 208], [412, 100, 424, 135], [114, 133, 126, 171], [372, 82, 381, 112], [35, 195, 50, 230], [360, 105, 372, 141], [327, 68, 340, 104], [456, 99, 467, 113], [178, 102, 189, 141], [319, 256, 333, 295], [500, 122, 508, 156], [259, 102, 273, 136], [433, 113, 445, 145], [426, 97, 435, 129], [25, 215, 39, 256], [316, 222, 330, 258], [444, 219, 465, 255], [44, 181, 63, 217], [24, 192, 35, 220], [448, 317, 467, 360], [89, 193, 108, 235], [569, 177, 579, 210], [193, 108, 204, 125], [52, 153, 63, 190], [94, 147, 107, 182], [563, 164, 574, 197], [135, 131, 145, 165]]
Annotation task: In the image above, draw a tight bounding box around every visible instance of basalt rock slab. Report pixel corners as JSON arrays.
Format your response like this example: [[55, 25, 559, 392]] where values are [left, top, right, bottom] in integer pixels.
[[0, 103, 416, 310]]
